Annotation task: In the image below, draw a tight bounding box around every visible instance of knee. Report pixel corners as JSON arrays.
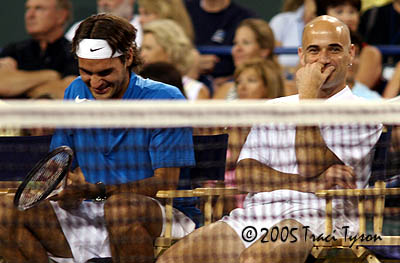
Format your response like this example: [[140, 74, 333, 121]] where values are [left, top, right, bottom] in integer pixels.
[[104, 194, 140, 223], [104, 194, 162, 229]]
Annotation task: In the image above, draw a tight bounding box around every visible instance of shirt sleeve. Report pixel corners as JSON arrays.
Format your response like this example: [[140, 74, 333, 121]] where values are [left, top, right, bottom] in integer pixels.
[[0, 43, 17, 60], [150, 127, 195, 170]]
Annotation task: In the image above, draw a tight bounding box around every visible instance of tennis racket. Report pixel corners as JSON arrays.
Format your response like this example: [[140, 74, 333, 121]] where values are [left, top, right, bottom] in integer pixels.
[[13, 146, 74, 211]]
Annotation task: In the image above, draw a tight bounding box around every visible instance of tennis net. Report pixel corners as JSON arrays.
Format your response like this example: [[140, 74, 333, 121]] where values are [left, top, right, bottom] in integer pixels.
[[0, 98, 399, 262]]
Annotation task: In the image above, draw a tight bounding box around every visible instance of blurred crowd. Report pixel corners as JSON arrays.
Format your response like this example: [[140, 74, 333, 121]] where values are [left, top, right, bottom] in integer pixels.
[[0, 0, 399, 103]]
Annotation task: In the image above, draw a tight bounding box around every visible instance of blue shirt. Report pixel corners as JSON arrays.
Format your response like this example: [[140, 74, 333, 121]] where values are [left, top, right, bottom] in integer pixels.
[[352, 81, 382, 100], [50, 73, 196, 185]]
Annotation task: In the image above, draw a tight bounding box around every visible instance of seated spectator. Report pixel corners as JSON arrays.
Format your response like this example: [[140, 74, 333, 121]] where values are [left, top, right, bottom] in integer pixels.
[[138, 0, 194, 42], [316, 0, 383, 97], [270, 0, 316, 70], [137, 0, 201, 82], [141, 19, 210, 100], [140, 62, 186, 98], [0, 0, 78, 99], [65, 0, 142, 46], [184, 0, 257, 85], [224, 58, 285, 210], [156, 15, 382, 263], [383, 61, 400, 98], [359, 0, 400, 68], [213, 18, 285, 99]]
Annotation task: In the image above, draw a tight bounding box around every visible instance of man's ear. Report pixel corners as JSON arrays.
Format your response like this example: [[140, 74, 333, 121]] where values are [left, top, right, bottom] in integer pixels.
[[126, 47, 134, 67], [298, 47, 306, 66], [349, 44, 356, 65]]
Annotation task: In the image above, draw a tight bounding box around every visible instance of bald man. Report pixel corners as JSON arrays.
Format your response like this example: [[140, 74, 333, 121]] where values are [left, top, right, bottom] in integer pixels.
[[156, 16, 383, 263]]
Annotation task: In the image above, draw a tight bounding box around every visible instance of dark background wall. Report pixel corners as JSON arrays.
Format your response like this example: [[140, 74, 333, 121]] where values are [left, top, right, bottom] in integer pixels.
[[0, 0, 283, 48]]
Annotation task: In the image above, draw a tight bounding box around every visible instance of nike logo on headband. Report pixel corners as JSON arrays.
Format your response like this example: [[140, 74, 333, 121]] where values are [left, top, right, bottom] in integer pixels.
[[90, 47, 104, 52]]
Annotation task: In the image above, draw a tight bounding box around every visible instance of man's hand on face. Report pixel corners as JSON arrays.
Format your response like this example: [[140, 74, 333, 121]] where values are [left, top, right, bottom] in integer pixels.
[[296, 62, 335, 99]]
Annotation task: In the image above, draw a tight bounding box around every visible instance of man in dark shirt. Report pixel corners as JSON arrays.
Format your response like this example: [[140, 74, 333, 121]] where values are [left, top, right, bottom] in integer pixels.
[[358, 0, 400, 66], [0, 0, 77, 99], [184, 0, 257, 83]]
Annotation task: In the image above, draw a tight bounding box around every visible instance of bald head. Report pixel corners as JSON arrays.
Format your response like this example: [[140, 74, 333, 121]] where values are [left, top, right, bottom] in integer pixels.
[[302, 15, 351, 49]]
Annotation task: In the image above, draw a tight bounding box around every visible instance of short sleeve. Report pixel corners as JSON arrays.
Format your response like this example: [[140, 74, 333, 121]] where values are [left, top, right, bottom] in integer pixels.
[[150, 127, 195, 170]]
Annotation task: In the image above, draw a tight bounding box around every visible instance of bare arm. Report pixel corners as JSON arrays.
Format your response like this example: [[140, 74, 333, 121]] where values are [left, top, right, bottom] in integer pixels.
[[0, 68, 60, 97], [55, 167, 180, 203], [355, 45, 382, 89], [195, 84, 211, 100], [383, 61, 400, 98], [225, 127, 251, 170], [294, 61, 342, 176], [295, 126, 343, 177], [104, 167, 180, 197], [236, 158, 356, 193], [212, 81, 234, 99], [26, 75, 76, 99]]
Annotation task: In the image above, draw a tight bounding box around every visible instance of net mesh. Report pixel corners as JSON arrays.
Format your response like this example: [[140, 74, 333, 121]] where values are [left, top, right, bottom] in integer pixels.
[[0, 99, 400, 262]]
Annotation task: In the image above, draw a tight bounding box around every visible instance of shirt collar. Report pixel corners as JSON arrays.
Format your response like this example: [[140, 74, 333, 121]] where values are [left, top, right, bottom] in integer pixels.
[[326, 86, 354, 102]]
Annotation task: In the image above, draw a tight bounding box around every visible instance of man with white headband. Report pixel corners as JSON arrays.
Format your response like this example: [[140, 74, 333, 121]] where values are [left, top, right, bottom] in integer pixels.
[[0, 14, 195, 263]]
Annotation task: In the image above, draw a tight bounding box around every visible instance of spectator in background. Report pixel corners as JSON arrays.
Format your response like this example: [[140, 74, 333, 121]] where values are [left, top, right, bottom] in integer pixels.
[[383, 61, 400, 98], [213, 18, 286, 99], [315, 0, 383, 98], [269, 0, 316, 70], [184, 0, 257, 88], [141, 19, 210, 100], [138, 0, 194, 43], [359, 0, 400, 68], [140, 62, 186, 98], [223, 58, 285, 211], [65, 0, 142, 46], [137, 0, 202, 85], [0, 0, 77, 99], [157, 15, 382, 263]]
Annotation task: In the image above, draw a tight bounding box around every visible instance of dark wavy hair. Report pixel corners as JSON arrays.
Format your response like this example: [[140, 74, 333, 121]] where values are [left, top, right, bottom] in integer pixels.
[[316, 0, 361, 16], [71, 14, 142, 73]]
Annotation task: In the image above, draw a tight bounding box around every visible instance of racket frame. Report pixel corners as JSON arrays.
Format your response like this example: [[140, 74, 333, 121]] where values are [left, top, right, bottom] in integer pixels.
[[13, 146, 73, 211]]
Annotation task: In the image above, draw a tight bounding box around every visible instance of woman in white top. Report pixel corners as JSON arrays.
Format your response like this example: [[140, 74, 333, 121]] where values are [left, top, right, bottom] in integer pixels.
[[140, 19, 210, 100]]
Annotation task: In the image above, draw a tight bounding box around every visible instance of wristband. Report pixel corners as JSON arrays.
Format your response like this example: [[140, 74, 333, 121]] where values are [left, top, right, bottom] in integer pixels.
[[94, 182, 107, 202]]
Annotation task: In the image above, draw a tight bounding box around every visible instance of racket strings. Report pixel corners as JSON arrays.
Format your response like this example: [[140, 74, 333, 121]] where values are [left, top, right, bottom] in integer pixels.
[[18, 151, 71, 209]]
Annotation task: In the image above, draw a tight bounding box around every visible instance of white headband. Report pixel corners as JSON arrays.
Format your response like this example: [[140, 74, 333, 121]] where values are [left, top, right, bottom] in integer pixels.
[[76, 39, 122, 59]]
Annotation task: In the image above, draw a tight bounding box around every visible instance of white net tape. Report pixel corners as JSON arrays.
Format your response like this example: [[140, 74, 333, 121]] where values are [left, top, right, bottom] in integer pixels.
[[1, 98, 400, 128]]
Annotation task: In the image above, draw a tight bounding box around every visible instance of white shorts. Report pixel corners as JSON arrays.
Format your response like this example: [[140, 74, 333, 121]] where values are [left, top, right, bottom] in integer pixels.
[[48, 198, 195, 263], [221, 193, 358, 248]]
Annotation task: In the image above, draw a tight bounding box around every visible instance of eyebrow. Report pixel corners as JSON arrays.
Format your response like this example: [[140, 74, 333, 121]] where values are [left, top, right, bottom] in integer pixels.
[[306, 43, 344, 50], [79, 67, 114, 75]]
